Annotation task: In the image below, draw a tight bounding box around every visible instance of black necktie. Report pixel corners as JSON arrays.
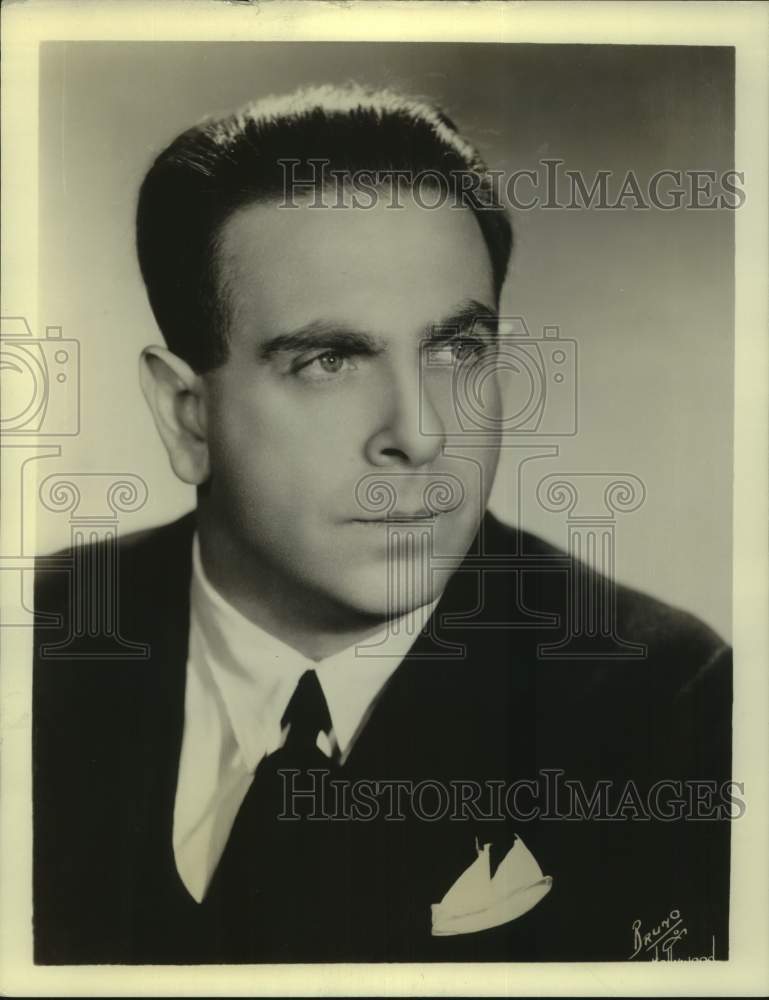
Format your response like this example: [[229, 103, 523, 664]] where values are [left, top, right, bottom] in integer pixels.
[[203, 670, 341, 951], [279, 669, 340, 767]]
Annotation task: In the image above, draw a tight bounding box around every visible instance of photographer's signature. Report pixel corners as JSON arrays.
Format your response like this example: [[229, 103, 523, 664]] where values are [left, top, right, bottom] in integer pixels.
[[630, 908, 688, 960], [630, 908, 718, 961]]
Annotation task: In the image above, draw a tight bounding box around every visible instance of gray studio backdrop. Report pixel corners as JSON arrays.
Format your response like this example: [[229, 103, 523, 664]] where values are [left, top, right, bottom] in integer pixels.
[[36, 41, 734, 640]]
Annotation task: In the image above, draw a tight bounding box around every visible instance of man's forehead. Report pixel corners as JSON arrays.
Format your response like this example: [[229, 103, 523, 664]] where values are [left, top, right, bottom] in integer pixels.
[[217, 196, 496, 338]]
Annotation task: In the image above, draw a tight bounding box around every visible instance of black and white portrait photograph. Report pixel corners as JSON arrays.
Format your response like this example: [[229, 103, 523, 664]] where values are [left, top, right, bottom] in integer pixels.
[[1, 1, 767, 996]]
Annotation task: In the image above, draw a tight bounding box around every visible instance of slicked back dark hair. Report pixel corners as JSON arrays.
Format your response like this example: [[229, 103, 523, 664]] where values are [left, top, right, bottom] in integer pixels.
[[136, 84, 513, 373]]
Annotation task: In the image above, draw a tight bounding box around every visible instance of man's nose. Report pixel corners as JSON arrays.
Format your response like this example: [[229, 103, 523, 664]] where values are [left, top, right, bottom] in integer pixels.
[[364, 369, 446, 468]]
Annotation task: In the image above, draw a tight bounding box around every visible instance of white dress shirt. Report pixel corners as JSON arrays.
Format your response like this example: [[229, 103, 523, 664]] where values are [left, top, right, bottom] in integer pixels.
[[173, 533, 439, 903]]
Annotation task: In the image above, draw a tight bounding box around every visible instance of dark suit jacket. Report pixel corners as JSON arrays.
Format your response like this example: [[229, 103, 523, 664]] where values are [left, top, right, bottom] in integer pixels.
[[32, 511, 732, 964]]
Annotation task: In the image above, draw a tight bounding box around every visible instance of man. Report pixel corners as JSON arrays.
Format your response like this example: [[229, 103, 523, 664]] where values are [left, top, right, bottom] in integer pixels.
[[33, 85, 732, 964]]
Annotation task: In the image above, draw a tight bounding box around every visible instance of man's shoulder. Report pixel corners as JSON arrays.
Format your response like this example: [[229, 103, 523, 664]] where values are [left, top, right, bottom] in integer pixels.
[[478, 512, 730, 731], [33, 512, 196, 734], [483, 509, 728, 658], [475, 512, 732, 779], [33, 511, 197, 683], [34, 510, 197, 607], [36, 507, 196, 565]]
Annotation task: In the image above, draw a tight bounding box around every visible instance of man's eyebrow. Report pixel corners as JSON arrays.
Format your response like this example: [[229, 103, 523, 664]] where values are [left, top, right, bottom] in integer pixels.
[[426, 299, 499, 342], [257, 299, 498, 359], [257, 323, 384, 360]]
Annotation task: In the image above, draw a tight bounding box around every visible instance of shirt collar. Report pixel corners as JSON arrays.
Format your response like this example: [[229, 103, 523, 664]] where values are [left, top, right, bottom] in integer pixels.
[[190, 532, 439, 767]]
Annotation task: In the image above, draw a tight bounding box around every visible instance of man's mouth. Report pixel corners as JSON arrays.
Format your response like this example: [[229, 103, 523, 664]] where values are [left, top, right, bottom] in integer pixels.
[[353, 510, 439, 525]]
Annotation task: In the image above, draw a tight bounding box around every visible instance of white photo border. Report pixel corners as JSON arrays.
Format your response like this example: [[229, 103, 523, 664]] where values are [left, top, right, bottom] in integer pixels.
[[1, 1, 767, 996]]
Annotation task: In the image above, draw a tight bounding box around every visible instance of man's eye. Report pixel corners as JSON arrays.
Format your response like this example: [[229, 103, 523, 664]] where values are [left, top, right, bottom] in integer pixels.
[[316, 351, 345, 373], [427, 338, 488, 365], [294, 350, 357, 379], [453, 338, 487, 361]]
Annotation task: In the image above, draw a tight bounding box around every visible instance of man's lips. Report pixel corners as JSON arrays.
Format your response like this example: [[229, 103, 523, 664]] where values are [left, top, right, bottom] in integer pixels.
[[353, 474, 465, 524], [352, 510, 440, 524]]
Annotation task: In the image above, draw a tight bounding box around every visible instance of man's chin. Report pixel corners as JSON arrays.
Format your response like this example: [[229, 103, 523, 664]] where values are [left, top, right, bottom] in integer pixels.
[[327, 564, 453, 623]]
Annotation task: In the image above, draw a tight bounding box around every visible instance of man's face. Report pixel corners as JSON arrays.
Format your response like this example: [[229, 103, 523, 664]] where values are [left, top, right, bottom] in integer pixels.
[[203, 194, 502, 619]]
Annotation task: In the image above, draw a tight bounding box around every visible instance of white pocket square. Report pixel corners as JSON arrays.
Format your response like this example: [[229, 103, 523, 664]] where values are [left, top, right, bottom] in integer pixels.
[[431, 835, 553, 937]]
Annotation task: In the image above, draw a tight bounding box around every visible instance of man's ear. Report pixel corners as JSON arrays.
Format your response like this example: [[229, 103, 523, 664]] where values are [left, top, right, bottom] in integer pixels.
[[139, 346, 211, 485]]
